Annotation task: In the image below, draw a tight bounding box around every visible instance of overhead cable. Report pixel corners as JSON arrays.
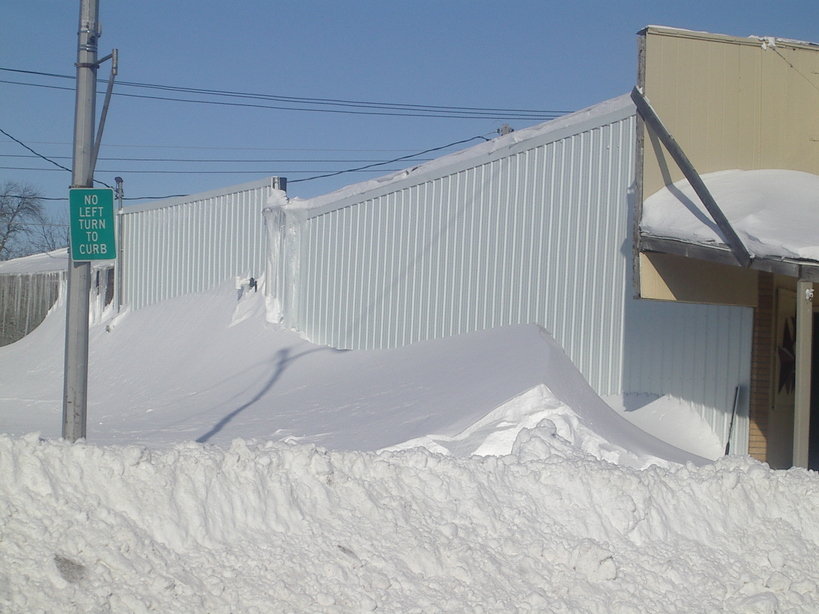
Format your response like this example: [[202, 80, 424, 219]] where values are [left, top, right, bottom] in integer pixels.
[[1, 153, 433, 164], [1, 129, 494, 199], [0, 67, 568, 120], [0, 126, 110, 189], [289, 134, 491, 183], [0, 126, 71, 173]]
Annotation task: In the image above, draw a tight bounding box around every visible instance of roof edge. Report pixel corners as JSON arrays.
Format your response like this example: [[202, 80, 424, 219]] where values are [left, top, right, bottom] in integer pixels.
[[639, 25, 819, 50], [289, 93, 636, 218], [640, 235, 819, 282], [123, 176, 282, 215]]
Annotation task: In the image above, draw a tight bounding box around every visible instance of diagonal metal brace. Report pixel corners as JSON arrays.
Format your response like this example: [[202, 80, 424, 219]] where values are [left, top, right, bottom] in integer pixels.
[[631, 87, 753, 268], [92, 48, 118, 173]]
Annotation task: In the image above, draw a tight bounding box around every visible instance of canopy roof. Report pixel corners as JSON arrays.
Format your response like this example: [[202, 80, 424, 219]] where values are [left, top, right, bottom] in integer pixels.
[[640, 169, 819, 278]]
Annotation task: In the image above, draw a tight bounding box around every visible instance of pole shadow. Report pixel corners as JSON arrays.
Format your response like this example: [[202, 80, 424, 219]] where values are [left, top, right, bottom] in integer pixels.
[[195, 346, 339, 443]]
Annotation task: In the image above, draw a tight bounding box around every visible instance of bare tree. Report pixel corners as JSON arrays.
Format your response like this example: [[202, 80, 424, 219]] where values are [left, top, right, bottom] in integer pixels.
[[30, 208, 69, 254], [0, 182, 66, 260]]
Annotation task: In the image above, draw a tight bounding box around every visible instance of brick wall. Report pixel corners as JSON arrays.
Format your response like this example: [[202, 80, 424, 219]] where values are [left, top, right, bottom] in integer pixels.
[[748, 272, 774, 461]]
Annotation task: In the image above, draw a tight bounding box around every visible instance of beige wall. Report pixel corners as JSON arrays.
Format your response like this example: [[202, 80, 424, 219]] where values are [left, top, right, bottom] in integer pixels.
[[640, 26, 819, 201], [635, 28, 819, 465], [639, 252, 757, 306]]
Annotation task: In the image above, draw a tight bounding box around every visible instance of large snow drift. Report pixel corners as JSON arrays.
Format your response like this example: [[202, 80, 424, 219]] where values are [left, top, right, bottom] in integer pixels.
[[0, 283, 702, 465]]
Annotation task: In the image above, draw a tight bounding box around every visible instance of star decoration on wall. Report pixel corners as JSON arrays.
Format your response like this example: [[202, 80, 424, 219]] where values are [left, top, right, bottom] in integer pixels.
[[778, 315, 796, 395]]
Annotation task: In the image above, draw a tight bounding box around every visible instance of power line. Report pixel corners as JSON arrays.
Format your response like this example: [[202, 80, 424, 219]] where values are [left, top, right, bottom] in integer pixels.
[[1, 153, 433, 164], [0, 126, 106, 190], [1, 194, 67, 202], [0, 127, 71, 173], [1, 78, 555, 120], [2, 62, 567, 205], [2, 140, 426, 153], [2, 134, 493, 199], [290, 134, 491, 184], [1, 166, 410, 175], [1, 133, 488, 183], [2, 119, 495, 192], [0, 67, 568, 120], [1, 67, 565, 114]]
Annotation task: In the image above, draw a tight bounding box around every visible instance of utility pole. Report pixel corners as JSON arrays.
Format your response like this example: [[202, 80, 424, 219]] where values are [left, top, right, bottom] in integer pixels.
[[63, 0, 101, 441], [115, 176, 124, 312]]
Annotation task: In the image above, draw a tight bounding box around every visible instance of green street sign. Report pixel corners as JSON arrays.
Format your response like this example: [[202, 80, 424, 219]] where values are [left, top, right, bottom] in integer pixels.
[[69, 188, 116, 261]]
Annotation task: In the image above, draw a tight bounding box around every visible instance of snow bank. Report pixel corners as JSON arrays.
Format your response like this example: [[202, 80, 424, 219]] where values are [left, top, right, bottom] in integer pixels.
[[3, 282, 817, 611], [2, 433, 818, 613]]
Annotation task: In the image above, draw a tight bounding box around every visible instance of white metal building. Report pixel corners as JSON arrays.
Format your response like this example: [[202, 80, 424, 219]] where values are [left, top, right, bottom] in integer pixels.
[[0, 93, 753, 455], [266, 94, 752, 454], [121, 177, 280, 311], [0, 178, 279, 342]]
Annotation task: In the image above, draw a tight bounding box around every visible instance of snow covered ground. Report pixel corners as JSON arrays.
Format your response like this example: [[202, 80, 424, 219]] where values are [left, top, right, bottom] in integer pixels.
[[2, 283, 819, 612]]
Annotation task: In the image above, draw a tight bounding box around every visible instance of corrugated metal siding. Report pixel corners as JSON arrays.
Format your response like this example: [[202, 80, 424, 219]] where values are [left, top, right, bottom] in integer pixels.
[[289, 110, 638, 394], [0, 271, 62, 346], [623, 299, 753, 453], [121, 178, 276, 311], [277, 100, 751, 453]]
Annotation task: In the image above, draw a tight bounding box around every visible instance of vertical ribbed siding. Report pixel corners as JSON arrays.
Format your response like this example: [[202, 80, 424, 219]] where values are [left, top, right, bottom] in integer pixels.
[[282, 104, 751, 453], [0, 271, 62, 346], [622, 300, 753, 453], [121, 179, 274, 311], [292, 115, 638, 396]]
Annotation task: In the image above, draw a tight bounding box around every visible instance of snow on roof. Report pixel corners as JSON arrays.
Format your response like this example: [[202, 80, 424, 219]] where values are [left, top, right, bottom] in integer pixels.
[[286, 94, 636, 215], [641, 169, 819, 264], [0, 248, 69, 274], [0, 248, 117, 275]]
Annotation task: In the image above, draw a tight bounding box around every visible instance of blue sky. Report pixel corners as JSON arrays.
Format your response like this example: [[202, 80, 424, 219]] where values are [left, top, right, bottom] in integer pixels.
[[2, 0, 818, 221]]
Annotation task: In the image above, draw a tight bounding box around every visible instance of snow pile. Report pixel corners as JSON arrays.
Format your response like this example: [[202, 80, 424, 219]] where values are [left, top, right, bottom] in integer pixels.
[[389, 385, 698, 466], [641, 169, 819, 262], [2, 283, 819, 611], [2, 434, 819, 612]]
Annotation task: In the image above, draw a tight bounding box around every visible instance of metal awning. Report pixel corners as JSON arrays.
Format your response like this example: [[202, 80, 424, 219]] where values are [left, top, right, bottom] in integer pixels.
[[639, 168, 819, 281]]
